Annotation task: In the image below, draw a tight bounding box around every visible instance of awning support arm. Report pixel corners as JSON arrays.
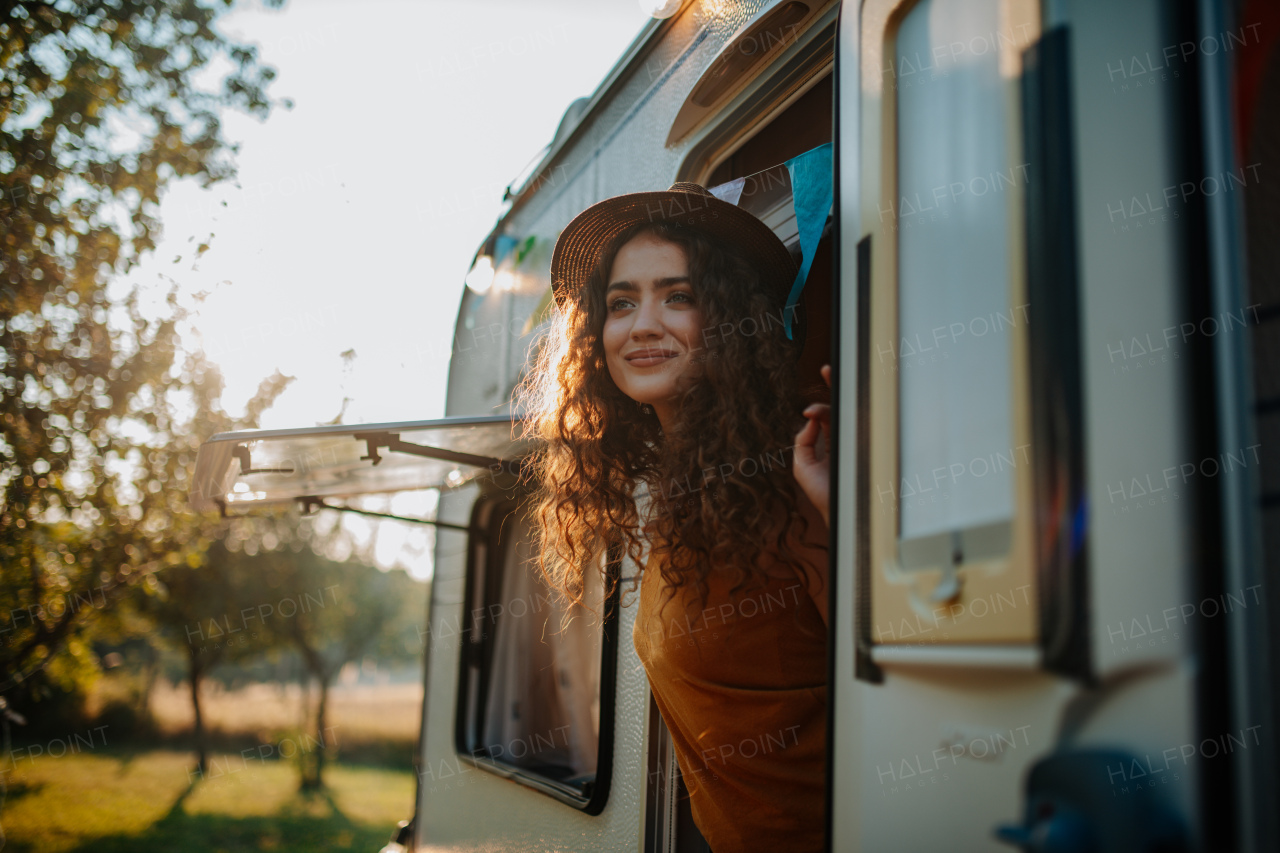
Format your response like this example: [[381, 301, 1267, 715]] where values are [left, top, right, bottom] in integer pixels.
[[233, 445, 296, 475], [354, 431, 515, 475], [299, 497, 473, 532]]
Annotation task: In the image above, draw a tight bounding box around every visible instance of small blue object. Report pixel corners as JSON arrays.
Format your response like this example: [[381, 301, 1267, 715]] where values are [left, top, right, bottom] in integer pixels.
[[494, 235, 520, 267], [1069, 496, 1089, 559], [783, 142, 834, 340]]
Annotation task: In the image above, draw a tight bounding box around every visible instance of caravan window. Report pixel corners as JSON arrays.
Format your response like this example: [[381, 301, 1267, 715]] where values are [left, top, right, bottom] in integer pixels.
[[455, 495, 617, 812], [858, 0, 1039, 656], [894, 0, 1016, 547]]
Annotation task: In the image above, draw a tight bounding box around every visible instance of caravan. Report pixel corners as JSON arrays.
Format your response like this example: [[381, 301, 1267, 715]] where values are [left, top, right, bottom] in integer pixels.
[[191, 0, 1280, 849]]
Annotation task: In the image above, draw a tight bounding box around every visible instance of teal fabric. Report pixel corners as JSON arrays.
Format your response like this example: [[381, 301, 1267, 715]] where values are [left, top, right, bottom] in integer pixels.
[[494, 234, 519, 267], [783, 142, 834, 340]]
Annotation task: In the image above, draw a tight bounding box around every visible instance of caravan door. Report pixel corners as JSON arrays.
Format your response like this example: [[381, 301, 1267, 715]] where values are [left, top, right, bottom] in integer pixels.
[[832, 0, 1266, 849]]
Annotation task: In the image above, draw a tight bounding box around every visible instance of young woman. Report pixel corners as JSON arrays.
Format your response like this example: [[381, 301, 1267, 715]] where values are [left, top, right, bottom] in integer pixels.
[[518, 182, 831, 853]]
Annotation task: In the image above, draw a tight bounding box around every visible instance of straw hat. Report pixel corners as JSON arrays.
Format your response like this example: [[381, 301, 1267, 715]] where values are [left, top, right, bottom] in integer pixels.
[[550, 182, 798, 310]]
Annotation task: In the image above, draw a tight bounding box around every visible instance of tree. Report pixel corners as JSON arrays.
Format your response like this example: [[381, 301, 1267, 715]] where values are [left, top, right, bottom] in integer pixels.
[[254, 543, 416, 789], [145, 510, 426, 786], [0, 0, 286, 712], [143, 537, 278, 774]]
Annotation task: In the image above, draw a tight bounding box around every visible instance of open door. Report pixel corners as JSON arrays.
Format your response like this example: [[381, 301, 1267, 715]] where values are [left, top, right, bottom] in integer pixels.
[[830, 0, 1243, 849]]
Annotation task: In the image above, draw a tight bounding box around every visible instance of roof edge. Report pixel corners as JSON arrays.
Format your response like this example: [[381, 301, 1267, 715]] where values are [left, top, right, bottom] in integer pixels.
[[501, 11, 679, 217]]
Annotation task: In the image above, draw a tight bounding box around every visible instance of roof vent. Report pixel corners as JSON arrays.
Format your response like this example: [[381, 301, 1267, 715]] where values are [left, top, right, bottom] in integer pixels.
[[690, 2, 810, 108], [667, 1, 821, 145]]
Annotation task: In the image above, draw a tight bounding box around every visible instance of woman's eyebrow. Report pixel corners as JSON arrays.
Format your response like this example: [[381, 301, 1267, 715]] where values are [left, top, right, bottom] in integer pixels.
[[605, 276, 691, 295]]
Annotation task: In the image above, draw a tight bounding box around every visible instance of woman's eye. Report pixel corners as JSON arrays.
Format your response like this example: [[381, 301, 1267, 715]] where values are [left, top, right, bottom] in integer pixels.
[[607, 292, 692, 311]]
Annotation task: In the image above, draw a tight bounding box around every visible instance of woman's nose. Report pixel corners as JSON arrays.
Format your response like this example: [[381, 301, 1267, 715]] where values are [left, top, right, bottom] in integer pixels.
[[630, 295, 664, 337]]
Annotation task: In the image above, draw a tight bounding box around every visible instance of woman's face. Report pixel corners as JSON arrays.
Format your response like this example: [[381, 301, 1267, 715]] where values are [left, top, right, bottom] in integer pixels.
[[602, 231, 706, 430]]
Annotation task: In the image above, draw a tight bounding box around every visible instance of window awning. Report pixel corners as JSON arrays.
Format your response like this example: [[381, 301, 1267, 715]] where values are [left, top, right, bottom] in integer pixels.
[[190, 415, 534, 514]]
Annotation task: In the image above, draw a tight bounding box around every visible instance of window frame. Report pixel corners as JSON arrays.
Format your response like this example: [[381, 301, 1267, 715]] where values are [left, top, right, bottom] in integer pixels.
[[452, 486, 622, 815], [859, 0, 1043, 658]]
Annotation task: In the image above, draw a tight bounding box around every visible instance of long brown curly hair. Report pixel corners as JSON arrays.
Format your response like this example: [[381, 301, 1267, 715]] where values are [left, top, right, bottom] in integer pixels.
[[516, 220, 824, 618]]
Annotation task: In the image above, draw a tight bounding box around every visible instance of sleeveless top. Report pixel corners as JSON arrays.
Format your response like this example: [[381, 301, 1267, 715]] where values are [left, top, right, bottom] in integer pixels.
[[632, 543, 828, 852]]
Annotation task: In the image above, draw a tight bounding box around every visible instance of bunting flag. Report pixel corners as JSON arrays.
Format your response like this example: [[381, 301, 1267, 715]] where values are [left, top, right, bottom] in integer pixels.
[[709, 176, 747, 206], [783, 142, 834, 340], [494, 234, 520, 267]]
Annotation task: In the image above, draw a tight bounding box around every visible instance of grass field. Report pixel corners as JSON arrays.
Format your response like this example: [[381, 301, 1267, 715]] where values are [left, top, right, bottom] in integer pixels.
[[2, 680, 424, 852], [0, 748, 414, 853]]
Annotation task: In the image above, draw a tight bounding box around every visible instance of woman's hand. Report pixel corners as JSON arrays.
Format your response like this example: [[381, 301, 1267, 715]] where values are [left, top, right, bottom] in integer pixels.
[[793, 364, 832, 528]]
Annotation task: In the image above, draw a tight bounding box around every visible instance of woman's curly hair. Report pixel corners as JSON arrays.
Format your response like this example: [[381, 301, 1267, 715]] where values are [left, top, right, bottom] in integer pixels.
[[515, 220, 824, 618]]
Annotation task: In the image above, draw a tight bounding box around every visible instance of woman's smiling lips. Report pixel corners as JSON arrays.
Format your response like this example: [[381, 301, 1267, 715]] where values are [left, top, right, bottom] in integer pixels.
[[625, 348, 679, 367]]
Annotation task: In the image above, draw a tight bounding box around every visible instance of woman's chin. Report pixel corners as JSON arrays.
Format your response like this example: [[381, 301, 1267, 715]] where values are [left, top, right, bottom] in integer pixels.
[[622, 383, 678, 407]]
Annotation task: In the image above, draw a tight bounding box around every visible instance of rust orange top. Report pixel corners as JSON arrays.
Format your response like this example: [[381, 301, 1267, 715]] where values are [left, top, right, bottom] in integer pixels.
[[632, 534, 829, 853]]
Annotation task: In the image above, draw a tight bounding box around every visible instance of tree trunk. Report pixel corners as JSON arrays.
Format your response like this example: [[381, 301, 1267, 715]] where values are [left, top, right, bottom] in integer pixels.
[[187, 648, 207, 777], [312, 674, 332, 789], [137, 644, 160, 725]]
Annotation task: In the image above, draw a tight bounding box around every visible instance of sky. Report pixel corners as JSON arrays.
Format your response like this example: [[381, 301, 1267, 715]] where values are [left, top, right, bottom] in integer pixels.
[[131, 0, 647, 428], [125, 0, 651, 575]]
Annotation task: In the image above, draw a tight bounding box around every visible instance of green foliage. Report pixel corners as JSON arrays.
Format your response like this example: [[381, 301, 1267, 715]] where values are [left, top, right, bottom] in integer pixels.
[[0, 1, 288, 709], [148, 533, 426, 680], [0, 5, 431, 796], [145, 538, 274, 666]]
